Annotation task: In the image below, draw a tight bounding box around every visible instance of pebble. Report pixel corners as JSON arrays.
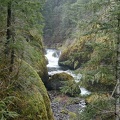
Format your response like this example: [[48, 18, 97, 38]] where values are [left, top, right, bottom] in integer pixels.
[[48, 90, 85, 120]]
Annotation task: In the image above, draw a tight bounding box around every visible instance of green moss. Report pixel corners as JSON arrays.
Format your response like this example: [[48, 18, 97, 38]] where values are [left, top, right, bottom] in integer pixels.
[[10, 60, 54, 120], [60, 109, 68, 114], [85, 93, 109, 104], [50, 72, 74, 81], [14, 90, 48, 120], [68, 112, 77, 120], [59, 35, 93, 69], [60, 109, 77, 120], [16, 39, 49, 85], [83, 80, 115, 92], [48, 72, 81, 96]]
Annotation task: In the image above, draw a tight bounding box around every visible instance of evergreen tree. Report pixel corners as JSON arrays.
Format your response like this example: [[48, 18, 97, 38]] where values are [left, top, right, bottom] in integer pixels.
[[78, 0, 120, 119], [43, 0, 120, 119], [0, 1, 50, 119]]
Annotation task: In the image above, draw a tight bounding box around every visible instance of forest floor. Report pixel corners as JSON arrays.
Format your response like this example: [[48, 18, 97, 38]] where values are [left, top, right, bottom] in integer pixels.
[[48, 90, 86, 120]]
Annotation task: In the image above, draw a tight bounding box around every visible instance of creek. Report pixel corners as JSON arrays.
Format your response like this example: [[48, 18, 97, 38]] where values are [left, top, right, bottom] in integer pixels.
[[45, 49, 90, 95]]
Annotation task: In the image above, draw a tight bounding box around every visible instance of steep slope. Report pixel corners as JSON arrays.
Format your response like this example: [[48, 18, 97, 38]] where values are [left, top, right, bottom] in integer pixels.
[[0, 0, 54, 119]]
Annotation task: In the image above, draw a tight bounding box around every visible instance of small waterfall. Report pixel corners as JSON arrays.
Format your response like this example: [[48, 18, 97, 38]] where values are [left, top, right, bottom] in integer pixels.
[[45, 49, 90, 95], [45, 49, 60, 68]]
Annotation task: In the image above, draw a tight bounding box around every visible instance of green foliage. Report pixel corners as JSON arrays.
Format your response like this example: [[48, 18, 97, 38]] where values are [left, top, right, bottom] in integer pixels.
[[79, 94, 115, 120], [44, 0, 119, 119], [0, 0, 48, 82], [43, 0, 82, 46], [78, 1, 118, 119], [59, 35, 93, 69], [79, 0, 118, 93], [60, 80, 80, 97], [0, 0, 54, 119], [57, 0, 117, 92], [48, 72, 80, 96], [0, 97, 19, 120], [0, 59, 53, 120]]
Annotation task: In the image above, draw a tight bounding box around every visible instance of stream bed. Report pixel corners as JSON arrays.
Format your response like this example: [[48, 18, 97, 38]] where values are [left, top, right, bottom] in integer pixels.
[[45, 49, 90, 95], [45, 49, 90, 120]]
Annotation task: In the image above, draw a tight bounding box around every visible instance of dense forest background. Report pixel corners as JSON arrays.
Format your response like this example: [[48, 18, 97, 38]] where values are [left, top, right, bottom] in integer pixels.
[[43, 0, 120, 119], [0, 0, 120, 120], [0, 0, 54, 120]]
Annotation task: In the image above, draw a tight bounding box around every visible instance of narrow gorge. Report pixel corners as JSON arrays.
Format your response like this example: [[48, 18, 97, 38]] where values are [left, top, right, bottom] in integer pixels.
[[0, 0, 119, 120], [42, 0, 119, 119]]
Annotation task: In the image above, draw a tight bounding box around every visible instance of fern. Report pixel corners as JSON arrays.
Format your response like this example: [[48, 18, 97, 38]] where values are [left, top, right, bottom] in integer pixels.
[[0, 96, 19, 120]]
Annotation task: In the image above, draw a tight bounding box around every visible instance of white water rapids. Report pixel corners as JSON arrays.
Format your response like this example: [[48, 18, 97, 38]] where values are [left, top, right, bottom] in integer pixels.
[[45, 49, 90, 95]]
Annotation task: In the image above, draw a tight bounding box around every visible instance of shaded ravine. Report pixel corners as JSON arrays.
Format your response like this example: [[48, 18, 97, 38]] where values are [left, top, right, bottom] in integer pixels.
[[45, 49, 89, 120], [45, 48, 90, 95]]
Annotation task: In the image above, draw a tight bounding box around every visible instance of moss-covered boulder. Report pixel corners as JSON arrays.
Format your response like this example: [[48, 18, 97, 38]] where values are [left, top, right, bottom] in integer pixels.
[[58, 35, 93, 70], [47, 72, 80, 96], [16, 30, 49, 85], [9, 60, 54, 120]]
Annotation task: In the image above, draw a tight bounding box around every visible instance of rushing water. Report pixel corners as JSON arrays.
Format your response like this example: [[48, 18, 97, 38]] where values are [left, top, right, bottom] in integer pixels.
[[45, 49, 60, 68], [45, 49, 90, 95]]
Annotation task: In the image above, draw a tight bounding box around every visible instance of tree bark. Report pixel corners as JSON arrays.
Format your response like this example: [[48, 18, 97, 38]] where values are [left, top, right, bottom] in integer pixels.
[[5, 2, 12, 55], [116, 7, 120, 120], [10, 34, 15, 72], [5, 1, 15, 72]]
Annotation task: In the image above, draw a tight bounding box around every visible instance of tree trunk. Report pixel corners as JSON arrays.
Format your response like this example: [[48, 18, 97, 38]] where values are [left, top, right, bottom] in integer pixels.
[[116, 8, 120, 120], [5, 1, 15, 72], [10, 35, 15, 72], [5, 2, 12, 55]]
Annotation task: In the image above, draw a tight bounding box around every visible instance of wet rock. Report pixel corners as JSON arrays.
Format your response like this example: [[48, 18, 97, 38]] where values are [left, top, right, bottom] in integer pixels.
[[47, 72, 81, 96], [48, 90, 85, 120], [52, 52, 58, 57]]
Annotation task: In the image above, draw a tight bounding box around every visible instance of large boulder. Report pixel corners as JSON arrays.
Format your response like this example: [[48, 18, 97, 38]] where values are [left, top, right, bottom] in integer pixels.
[[9, 60, 54, 120], [58, 35, 93, 70], [18, 37, 49, 86], [47, 72, 81, 96]]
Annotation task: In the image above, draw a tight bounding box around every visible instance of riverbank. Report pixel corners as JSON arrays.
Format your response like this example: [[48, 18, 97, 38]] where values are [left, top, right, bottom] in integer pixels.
[[48, 90, 86, 120]]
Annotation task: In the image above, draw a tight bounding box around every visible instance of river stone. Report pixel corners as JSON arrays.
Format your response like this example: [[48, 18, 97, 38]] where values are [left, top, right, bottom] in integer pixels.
[[47, 72, 81, 96], [52, 52, 58, 57]]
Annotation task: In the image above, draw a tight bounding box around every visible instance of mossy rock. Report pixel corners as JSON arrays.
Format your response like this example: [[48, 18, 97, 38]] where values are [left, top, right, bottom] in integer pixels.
[[68, 111, 77, 120], [58, 35, 93, 70], [17, 39, 49, 85], [47, 72, 81, 96], [9, 60, 54, 120]]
